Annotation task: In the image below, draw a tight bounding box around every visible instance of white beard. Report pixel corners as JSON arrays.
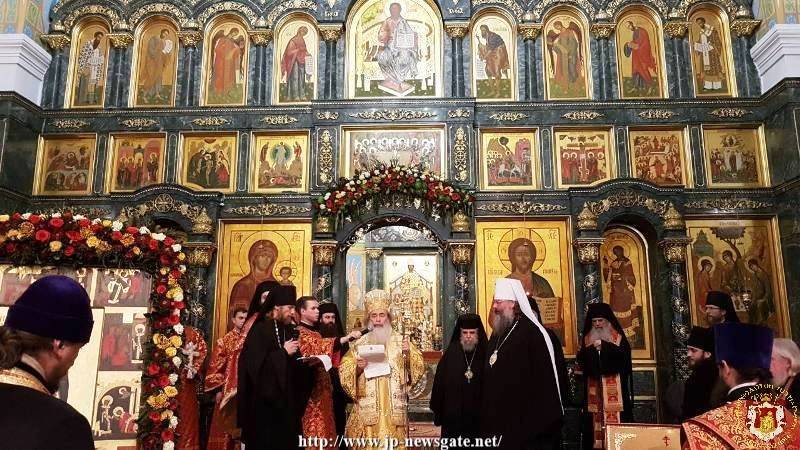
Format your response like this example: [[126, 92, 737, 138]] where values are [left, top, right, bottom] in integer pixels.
[[369, 323, 392, 345], [589, 324, 613, 343], [460, 337, 477, 352]]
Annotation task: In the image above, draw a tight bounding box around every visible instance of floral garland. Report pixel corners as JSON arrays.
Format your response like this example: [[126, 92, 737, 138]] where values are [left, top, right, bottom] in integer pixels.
[[0, 211, 187, 450], [314, 165, 475, 220]]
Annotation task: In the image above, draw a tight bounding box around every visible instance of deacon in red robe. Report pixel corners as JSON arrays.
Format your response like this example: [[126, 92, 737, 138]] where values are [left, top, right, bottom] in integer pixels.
[[175, 326, 207, 450]]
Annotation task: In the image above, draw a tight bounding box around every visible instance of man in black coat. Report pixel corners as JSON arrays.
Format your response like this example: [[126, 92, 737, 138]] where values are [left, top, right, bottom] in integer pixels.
[[681, 326, 724, 419], [0, 275, 95, 450], [431, 313, 487, 445], [238, 285, 317, 450]]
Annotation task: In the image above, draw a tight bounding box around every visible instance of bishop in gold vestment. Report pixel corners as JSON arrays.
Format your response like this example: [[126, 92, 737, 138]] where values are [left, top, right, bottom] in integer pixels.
[[340, 290, 425, 450]]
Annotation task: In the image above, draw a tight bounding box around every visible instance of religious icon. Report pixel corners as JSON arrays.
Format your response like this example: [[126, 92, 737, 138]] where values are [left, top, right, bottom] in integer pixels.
[[384, 253, 439, 351], [600, 227, 655, 361], [274, 17, 318, 103], [92, 373, 141, 441], [202, 17, 248, 106], [99, 312, 148, 371], [93, 269, 152, 307], [553, 128, 614, 188], [616, 9, 665, 99], [472, 13, 515, 101], [475, 220, 577, 356], [251, 132, 309, 193], [34, 135, 96, 196], [214, 222, 313, 339], [628, 128, 689, 186], [543, 9, 591, 100], [342, 126, 445, 177], [67, 19, 110, 108], [702, 126, 768, 188], [480, 129, 538, 190], [688, 6, 736, 97], [0, 265, 59, 305], [686, 219, 789, 336], [106, 134, 166, 192], [179, 133, 238, 193], [131, 18, 178, 107], [345, 248, 367, 330], [347, 0, 442, 98]]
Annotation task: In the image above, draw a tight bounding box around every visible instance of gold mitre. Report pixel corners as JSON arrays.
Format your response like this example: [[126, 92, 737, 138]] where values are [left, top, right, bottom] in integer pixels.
[[364, 289, 391, 313]]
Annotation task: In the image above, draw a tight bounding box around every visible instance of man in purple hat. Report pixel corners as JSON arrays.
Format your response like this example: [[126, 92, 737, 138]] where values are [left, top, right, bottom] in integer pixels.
[[0, 275, 95, 450]]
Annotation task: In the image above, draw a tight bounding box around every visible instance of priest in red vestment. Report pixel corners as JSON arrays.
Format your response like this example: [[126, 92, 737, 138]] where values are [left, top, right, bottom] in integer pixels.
[[175, 325, 207, 450]]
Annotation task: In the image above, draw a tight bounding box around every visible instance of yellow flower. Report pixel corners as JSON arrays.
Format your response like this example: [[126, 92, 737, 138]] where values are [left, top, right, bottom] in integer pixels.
[[120, 234, 135, 247], [80, 227, 94, 239], [160, 268, 169, 275], [6, 230, 19, 239], [0, 235, 6, 244], [96, 241, 111, 253], [161, 410, 174, 420], [164, 386, 178, 397], [86, 236, 100, 248], [132, 247, 142, 255], [170, 336, 183, 347], [152, 333, 163, 345], [49, 241, 63, 252], [146, 394, 168, 409], [17, 222, 34, 238], [0, 215, 9, 222], [154, 334, 171, 350], [178, 252, 186, 261], [102, 220, 112, 228], [165, 347, 177, 357]]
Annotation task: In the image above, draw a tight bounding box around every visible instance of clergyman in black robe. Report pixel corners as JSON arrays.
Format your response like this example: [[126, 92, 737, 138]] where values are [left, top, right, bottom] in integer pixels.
[[576, 303, 633, 450], [681, 326, 725, 420], [530, 296, 570, 408], [238, 285, 315, 450], [430, 313, 488, 444], [318, 301, 350, 450], [480, 278, 564, 449]]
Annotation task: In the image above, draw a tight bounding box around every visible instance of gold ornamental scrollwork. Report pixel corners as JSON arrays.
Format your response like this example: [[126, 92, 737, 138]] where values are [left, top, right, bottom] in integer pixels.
[[473, 0, 524, 19], [191, 116, 230, 127], [451, 210, 470, 232], [312, 241, 338, 267], [518, 24, 543, 41], [447, 109, 471, 119], [317, 111, 339, 120], [178, 31, 202, 47], [259, 115, 298, 125], [452, 127, 469, 182], [449, 242, 475, 266], [708, 108, 752, 118], [684, 199, 773, 210], [638, 109, 679, 120], [489, 112, 528, 122], [577, 206, 598, 231], [477, 202, 567, 214], [664, 21, 690, 38], [226, 204, 311, 216], [590, 23, 616, 39], [348, 109, 436, 121], [318, 130, 334, 184], [107, 33, 134, 48], [40, 34, 70, 51], [249, 30, 274, 46], [562, 110, 605, 121], [184, 242, 216, 268], [445, 23, 469, 39], [365, 248, 384, 260], [120, 118, 159, 129], [129, 3, 190, 29], [63, 5, 122, 32], [315, 216, 333, 234], [51, 119, 90, 129], [197, 2, 259, 27], [663, 205, 685, 230], [115, 193, 214, 235], [731, 19, 761, 37], [319, 24, 343, 42], [660, 238, 691, 263], [266, 0, 318, 27], [574, 239, 604, 264], [584, 190, 672, 219]]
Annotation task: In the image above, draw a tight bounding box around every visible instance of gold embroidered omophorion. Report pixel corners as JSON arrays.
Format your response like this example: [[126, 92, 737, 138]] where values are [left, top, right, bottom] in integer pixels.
[[0, 367, 50, 395]]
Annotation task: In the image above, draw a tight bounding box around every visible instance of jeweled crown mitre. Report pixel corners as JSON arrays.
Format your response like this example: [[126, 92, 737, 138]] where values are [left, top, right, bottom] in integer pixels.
[[364, 289, 391, 313]]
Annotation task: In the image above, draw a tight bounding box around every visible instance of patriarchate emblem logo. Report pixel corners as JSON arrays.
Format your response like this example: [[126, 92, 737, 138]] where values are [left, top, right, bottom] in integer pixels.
[[746, 398, 786, 442]]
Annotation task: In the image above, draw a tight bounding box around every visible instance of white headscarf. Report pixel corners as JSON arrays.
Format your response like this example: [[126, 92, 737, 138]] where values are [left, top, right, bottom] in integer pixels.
[[494, 278, 563, 412]]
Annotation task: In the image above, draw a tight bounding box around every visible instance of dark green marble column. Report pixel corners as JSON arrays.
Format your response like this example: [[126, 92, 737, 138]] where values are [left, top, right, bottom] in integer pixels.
[[312, 241, 338, 304], [660, 238, 692, 381]]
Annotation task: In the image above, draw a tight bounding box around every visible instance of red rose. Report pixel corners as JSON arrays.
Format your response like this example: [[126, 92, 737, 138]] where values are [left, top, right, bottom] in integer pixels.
[[65, 230, 81, 242], [160, 254, 172, 266], [147, 363, 160, 376], [64, 246, 76, 257], [156, 284, 168, 295], [164, 237, 175, 247], [161, 429, 174, 442], [126, 226, 139, 234], [34, 229, 51, 242], [111, 231, 123, 241], [78, 218, 90, 228], [170, 269, 182, 280], [11, 213, 20, 220], [167, 314, 180, 325], [4, 243, 16, 253], [451, 193, 461, 201], [173, 301, 185, 310], [158, 375, 170, 387], [148, 411, 162, 423], [148, 239, 160, 251], [48, 218, 64, 228], [28, 215, 41, 225], [91, 223, 103, 233]]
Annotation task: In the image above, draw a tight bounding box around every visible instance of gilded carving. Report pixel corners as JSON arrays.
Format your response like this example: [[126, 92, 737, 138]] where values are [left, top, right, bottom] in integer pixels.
[[119, 118, 159, 129], [115, 193, 214, 235], [670, 0, 737, 18], [318, 129, 334, 184], [574, 239, 603, 264], [684, 199, 773, 210], [488, 112, 528, 121], [129, 3, 190, 28], [584, 190, 672, 219], [319, 25, 343, 42], [312, 242, 338, 266], [449, 242, 474, 266], [365, 248, 384, 260], [664, 21, 690, 38], [267, 0, 318, 27], [197, 2, 258, 27], [661, 241, 688, 263], [226, 204, 311, 215], [448, 109, 471, 119], [590, 23, 615, 39], [40, 34, 70, 51], [347, 109, 436, 121], [708, 108, 752, 118], [445, 23, 469, 39], [63, 5, 122, 31], [473, 0, 524, 19], [477, 202, 567, 214], [317, 111, 339, 120], [185, 243, 216, 268], [178, 31, 202, 47], [530, 0, 596, 21], [249, 30, 274, 45], [663, 205, 685, 230], [51, 119, 90, 129], [451, 210, 470, 232], [191, 117, 230, 127], [561, 110, 605, 120], [259, 115, 298, 125], [730, 19, 761, 37], [518, 24, 543, 41], [315, 216, 333, 234], [452, 127, 469, 182], [638, 109, 678, 120], [605, 0, 668, 16], [577, 206, 598, 231]]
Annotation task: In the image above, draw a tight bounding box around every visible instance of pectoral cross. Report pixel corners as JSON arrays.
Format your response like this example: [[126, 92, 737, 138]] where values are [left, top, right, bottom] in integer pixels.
[[662, 435, 670, 447], [182, 342, 200, 379]]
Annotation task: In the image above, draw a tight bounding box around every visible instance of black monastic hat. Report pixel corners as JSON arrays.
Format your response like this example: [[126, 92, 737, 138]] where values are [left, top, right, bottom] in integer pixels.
[[687, 326, 714, 353], [705, 291, 740, 323]]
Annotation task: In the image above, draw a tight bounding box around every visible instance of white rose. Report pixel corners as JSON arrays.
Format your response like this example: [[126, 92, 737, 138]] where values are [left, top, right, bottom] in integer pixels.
[[92, 218, 102, 224], [171, 244, 182, 252], [151, 233, 166, 241], [172, 356, 182, 367], [73, 214, 85, 221], [173, 292, 184, 302], [21, 213, 31, 220], [169, 416, 179, 428], [169, 373, 179, 384], [111, 221, 123, 231], [179, 265, 186, 272], [173, 309, 181, 316], [320, 205, 327, 210], [324, 192, 331, 200], [163, 440, 175, 450], [51, 212, 61, 218], [374, 169, 380, 175], [138, 226, 151, 235], [173, 324, 184, 335]]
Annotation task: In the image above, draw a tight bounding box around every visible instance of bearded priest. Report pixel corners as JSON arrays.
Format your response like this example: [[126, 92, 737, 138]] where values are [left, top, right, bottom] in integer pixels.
[[340, 289, 425, 450]]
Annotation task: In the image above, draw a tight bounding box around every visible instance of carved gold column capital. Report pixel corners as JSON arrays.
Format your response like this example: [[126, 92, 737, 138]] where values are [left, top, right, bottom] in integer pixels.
[[573, 238, 604, 264], [178, 31, 202, 47], [40, 33, 70, 51], [664, 21, 690, 38], [451, 210, 470, 232], [731, 19, 761, 37], [107, 32, 134, 49], [663, 204, 685, 230], [192, 208, 214, 235], [445, 22, 469, 39], [365, 248, 383, 260], [312, 241, 338, 266], [319, 24, 343, 42], [249, 29, 273, 46], [518, 24, 543, 41], [659, 238, 691, 263], [590, 23, 615, 39], [315, 216, 333, 234], [577, 206, 598, 231], [184, 242, 217, 268], [449, 241, 475, 266]]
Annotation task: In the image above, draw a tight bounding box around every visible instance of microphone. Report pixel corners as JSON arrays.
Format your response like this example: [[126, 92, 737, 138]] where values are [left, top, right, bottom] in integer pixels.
[[348, 326, 373, 342]]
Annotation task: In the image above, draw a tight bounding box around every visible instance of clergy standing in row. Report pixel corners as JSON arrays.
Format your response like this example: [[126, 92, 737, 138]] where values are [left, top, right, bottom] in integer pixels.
[[237, 285, 316, 450], [576, 303, 633, 450], [340, 289, 425, 450], [318, 301, 352, 450], [430, 313, 487, 444], [681, 326, 723, 420], [480, 278, 564, 449]]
